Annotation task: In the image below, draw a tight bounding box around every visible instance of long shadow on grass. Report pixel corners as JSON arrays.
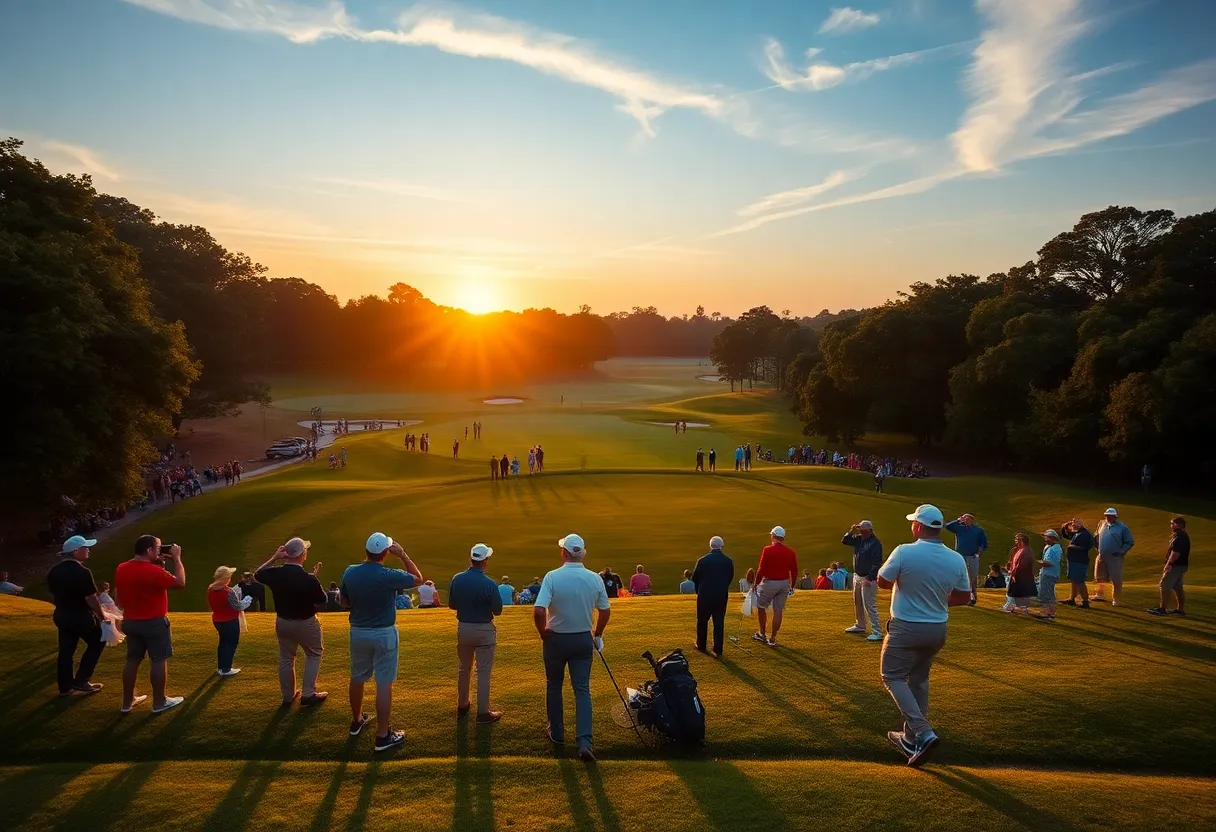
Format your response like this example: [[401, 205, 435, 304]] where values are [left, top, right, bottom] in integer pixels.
[[669, 759, 790, 832], [0, 762, 92, 831], [0, 658, 58, 714], [556, 757, 620, 832], [926, 766, 1083, 832], [51, 761, 161, 832], [346, 760, 380, 831], [453, 717, 496, 832], [1066, 615, 1216, 665], [308, 760, 348, 832]]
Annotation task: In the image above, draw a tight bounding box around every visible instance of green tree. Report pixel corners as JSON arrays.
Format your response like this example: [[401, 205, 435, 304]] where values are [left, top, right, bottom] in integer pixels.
[[1037, 206, 1175, 300]]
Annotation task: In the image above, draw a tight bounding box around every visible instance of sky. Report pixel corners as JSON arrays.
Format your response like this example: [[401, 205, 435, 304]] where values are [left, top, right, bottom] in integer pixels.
[[2, 0, 1215, 316]]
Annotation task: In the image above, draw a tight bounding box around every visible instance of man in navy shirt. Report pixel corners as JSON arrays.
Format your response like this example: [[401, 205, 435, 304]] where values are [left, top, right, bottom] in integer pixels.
[[944, 513, 988, 605], [691, 536, 734, 656], [449, 543, 503, 722]]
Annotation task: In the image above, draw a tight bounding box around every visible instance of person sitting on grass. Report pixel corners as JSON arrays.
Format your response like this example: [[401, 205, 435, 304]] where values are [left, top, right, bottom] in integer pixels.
[[417, 580, 440, 608], [1037, 530, 1063, 619], [679, 570, 695, 594], [828, 561, 850, 590], [600, 567, 622, 598], [796, 570, 816, 590], [814, 569, 832, 590], [498, 577, 516, 606], [525, 577, 542, 603], [394, 589, 412, 610], [983, 564, 1006, 589], [0, 571, 24, 595], [629, 565, 652, 596], [1003, 534, 1036, 614]]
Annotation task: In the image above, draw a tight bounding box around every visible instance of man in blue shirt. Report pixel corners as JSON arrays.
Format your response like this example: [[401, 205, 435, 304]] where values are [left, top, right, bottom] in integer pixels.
[[340, 531, 422, 752], [944, 513, 988, 605], [449, 543, 503, 723], [498, 577, 516, 606]]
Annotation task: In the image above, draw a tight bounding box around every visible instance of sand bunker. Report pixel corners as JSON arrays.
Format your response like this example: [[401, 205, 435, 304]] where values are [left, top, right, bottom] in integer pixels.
[[483, 397, 524, 405], [697, 374, 724, 382]]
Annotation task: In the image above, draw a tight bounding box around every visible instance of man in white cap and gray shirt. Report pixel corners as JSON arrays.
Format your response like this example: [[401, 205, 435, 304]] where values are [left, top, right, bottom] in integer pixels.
[[533, 533, 611, 762], [841, 521, 884, 641], [1092, 507, 1134, 606], [877, 504, 971, 767], [449, 543, 504, 723], [253, 537, 329, 709]]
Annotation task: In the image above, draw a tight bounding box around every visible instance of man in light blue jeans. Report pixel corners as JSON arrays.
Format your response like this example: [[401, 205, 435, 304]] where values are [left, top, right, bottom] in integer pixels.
[[534, 533, 611, 763]]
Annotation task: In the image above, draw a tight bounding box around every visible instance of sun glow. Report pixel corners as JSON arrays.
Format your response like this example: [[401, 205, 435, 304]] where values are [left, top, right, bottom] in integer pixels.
[[451, 267, 506, 315]]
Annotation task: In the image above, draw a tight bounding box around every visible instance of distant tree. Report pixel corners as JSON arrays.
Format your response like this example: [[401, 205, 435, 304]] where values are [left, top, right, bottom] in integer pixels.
[[1037, 206, 1175, 300]]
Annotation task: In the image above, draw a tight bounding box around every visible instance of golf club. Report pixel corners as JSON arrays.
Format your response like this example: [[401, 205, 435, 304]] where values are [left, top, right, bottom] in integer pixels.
[[597, 647, 645, 742]]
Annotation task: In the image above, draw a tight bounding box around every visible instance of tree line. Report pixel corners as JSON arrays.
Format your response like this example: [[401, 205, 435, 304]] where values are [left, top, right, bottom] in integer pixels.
[[708, 205, 1216, 485]]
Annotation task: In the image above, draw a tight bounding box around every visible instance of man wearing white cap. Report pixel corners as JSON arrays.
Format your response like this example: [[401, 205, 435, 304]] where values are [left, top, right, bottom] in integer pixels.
[[47, 535, 106, 696], [533, 533, 611, 762], [877, 504, 972, 768], [1092, 508, 1135, 606], [449, 543, 504, 723], [340, 532, 423, 752], [751, 526, 798, 647], [254, 537, 329, 708]]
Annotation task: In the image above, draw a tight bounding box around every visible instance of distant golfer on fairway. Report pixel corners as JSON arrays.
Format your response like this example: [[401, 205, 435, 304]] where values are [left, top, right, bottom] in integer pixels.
[[533, 533, 611, 762], [752, 526, 797, 647], [878, 504, 971, 767]]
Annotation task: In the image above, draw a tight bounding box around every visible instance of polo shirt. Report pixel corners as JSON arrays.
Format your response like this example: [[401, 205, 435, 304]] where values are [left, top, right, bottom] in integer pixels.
[[1169, 530, 1191, 568], [341, 561, 417, 629], [535, 562, 610, 633], [944, 521, 988, 558], [449, 568, 503, 624], [1040, 543, 1062, 578], [256, 563, 326, 620], [756, 542, 798, 582], [1063, 527, 1093, 563], [629, 573, 652, 594], [828, 569, 848, 590], [601, 573, 622, 598], [47, 559, 98, 613], [877, 539, 970, 624], [114, 559, 176, 620], [498, 584, 516, 606], [418, 583, 439, 606], [679, 579, 695, 594]]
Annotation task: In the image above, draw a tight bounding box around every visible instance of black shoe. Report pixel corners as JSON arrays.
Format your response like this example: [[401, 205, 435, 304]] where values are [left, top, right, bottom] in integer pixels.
[[1147, 607, 1167, 616], [457, 704, 471, 718], [349, 713, 372, 736], [476, 711, 502, 724], [967, 598, 976, 607], [300, 692, 329, 707], [1061, 599, 1077, 606], [281, 690, 302, 708], [1081, 602, 1091, 609], [1170, 609, 1187, 616], [578, 746, 597, 763], [72, 682, 103, 695], [546, 726, 564, 746], [374, 730, 405, 752]]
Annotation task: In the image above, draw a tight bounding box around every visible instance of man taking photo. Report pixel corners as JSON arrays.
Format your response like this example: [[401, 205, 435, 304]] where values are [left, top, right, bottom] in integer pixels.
[[115, 535, 187, 714]]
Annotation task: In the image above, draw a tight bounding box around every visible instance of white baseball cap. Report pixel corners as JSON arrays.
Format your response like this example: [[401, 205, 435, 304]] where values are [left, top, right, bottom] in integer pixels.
[[284, 537, 311, 557], [558, 533, 586, 555], [62, 534, 97, 553], [366, 532, 393, 555], [858, 520, 874, 530], [1104, 507, 1118, 516], [770, 526, 786, 538], [905, 504, 945, 529], [470, 543, 493, 562]]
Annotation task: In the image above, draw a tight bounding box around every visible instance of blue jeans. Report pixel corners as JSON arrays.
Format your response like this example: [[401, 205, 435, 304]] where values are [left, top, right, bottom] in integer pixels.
[[543, 631, 594, 750], [214, 618, 240, 672]]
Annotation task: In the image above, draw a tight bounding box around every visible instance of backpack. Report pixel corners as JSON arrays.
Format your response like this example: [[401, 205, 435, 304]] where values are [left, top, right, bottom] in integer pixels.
[[634, 649, 705, 744]]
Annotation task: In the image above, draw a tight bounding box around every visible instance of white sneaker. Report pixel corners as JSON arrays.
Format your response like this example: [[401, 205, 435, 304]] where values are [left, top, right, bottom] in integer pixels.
[[866, 633, 884, 642], [845, 625, 866, 634], [752, 632, 767, 643], [120, 694, 148, 714], [152, 696, 184, 714], [218, 668, 242, 677]]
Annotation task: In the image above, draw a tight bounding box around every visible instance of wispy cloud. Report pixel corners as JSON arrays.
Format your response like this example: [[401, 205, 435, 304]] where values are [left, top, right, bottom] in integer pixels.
[[763, 38, 964, 92], [39, 140, 123, 181], [819, 7, 881, 35], [315, 176, 478, 204], [736, 169, 862, 217]]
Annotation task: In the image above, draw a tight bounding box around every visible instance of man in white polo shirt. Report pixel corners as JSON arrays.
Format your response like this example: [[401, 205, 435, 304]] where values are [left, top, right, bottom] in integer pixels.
[[533, 533, 611, 763], [877, 503, 971, 768]]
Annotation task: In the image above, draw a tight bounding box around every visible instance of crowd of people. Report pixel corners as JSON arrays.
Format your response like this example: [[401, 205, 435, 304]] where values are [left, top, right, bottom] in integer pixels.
[[29, 497, 1192, 767], [402, 433, 430, 453], [781, 446, 930, 480]]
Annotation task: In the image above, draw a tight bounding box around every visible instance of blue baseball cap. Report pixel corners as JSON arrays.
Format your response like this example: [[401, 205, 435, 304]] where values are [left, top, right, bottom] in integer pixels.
[[62, 535, 97, 553]]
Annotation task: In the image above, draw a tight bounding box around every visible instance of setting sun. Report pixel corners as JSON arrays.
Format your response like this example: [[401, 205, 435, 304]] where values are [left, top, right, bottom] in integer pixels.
[[453, 269, 506, 314]]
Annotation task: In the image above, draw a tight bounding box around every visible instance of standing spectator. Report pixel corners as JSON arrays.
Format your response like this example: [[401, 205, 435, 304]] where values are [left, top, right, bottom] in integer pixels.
[[340, 532, 422, 752], [207, 566, 252, 677], [842, 521, 884, 642], [115, 535, 186, 714], [524, 577, 542, 603], [752, 526, 798, 647], [0, 571, 23, 595], [237, 572, 266, 612], [254, 538, 329, 707], [695, 448, 704, 472], [449, 543, 503, 723], [533, 533, 610, 762], [679, 570, 696, 594], [877, 504, 971, 767], [490, 456, 499, 481], [708, 448, 716, 472], [691, 536, 734, 656], [600, 567, 623, 598], [629, 565, 653, 596], [47, 535, 106, 696], [498, 577, 517, 606], [944, 513, 988, 606], [536, 445, 545, 472], [734, 446, 744, 471], [1149, 517, 1191, 616], [1004, 534, 1036, 614], [1093, 508, 1135, 606], [326, 582, 343, 612], [874, 469, 885, 493], [1060, 518, 1093, 608], [1037, 530, 1063, 619]]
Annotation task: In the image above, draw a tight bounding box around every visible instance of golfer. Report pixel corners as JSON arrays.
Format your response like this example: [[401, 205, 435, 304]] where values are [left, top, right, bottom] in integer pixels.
[[691, 536, 734, 656], [752, 526, 797, 647], [449, 543, 503, 723], [877, 504, 971, 767], [944, 513, 988, 605], [842, 521, 884, 641], [340, 532, 423, 752], [47, 535, 107, 696], [1093, 508, 1135, 606], [533, 533, 610, 763]]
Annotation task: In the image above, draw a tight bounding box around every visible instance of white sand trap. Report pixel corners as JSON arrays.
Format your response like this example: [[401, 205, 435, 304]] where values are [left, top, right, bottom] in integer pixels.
[[484, 397, 524, 405], [652, 421, 711, 428], [697, 374, 724, 382]]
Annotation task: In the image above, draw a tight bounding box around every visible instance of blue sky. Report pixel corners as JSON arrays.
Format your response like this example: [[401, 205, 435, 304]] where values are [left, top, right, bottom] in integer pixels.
[[2, 0, 1214, 315]]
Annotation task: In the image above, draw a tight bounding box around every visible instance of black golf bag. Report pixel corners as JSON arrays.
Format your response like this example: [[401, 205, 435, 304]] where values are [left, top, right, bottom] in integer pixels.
[[628, 649, 705, 744]]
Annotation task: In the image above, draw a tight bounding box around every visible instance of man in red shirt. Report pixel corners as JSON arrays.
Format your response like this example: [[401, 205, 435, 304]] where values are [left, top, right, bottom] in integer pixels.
[[114, 535, 187, 714], [752, 526, 798, 647]]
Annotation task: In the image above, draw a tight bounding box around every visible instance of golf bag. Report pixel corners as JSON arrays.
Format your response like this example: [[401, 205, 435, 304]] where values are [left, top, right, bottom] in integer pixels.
[[629, 649, 705, 744]]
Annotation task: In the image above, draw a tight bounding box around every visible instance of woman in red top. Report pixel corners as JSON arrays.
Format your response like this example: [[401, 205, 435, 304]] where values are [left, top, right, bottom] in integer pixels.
[[813, 569, 833, 590], [208, 566, 250, 676], [1004, 534, 1036, 614]]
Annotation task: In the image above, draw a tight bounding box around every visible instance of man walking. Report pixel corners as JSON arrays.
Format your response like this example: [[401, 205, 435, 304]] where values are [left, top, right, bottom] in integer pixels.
[[1149, 516, 1190, 616], [691, 536, 734, 656], [752, 526, 797, 647], [47, 535, 106, 696], [533, 533, 611, 762], [877, 504, 971, 767], [115, 535, 187, 714], [490, 455, 499, 481], [254, 538, 329, 708], [449, 543, 503, 722], [842, 521, 884, 641], [695, 448, 704, 472], [341, 532, 422, 752], [1092, 508, 1134, 606], [944, 513, 988, 605]]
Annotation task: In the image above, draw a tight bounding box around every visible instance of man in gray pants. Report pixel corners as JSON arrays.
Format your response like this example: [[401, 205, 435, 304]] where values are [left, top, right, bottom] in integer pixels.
[[449, 543, 504, 723], [533, 533, 611, 762], [877, 504, 972, 768], [842, 520, 884, 641]]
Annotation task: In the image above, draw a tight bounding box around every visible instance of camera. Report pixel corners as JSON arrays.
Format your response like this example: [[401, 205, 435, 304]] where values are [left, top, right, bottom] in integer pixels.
[[159, 544, 176, 556]]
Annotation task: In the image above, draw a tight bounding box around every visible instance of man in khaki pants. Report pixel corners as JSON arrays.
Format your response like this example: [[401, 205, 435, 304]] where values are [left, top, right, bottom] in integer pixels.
[[449, 543, 503, 722], [254, 538, 329, 707]]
